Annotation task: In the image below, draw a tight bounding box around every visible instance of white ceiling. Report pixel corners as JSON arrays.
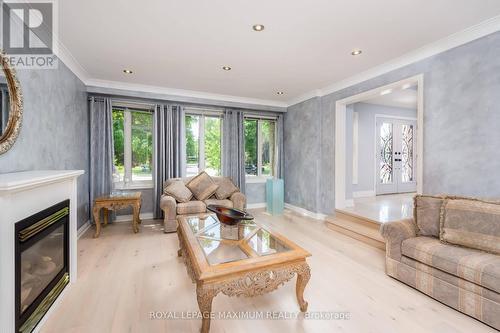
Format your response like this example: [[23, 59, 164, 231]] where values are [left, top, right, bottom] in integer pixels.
[[363, 87, 417, 109], [59, 0, 500, 104]]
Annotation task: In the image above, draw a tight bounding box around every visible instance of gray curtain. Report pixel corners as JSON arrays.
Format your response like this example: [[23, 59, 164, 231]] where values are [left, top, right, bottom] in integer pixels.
[[276, 113, 284, 179], [222, 109, 246, 193], [153, 104, 185, 218], [89, 97, 114, 222]]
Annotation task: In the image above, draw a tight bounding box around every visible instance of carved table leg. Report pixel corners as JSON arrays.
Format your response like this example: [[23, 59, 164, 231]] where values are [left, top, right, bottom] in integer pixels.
[[296, 263, 311, 312], [93, 205, 101, 238], [138, 201, 142, 224], [196, 284, 218, 333], [103, 208, 109, 227], [177, 230, 183, 257], [132, 202, 140, 233]]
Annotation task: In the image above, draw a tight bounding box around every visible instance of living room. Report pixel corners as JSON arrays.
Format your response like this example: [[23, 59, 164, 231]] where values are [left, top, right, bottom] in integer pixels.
[[0, 1, 499, 332]]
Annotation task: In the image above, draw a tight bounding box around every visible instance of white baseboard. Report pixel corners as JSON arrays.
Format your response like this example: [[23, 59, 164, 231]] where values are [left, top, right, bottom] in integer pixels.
[[284, 203, 327, 221], [247, 203, 267, 209], [353, 190, 376, 198], [115, 212, 154, 222], [77, 220, 91, 239], [344, 199, 354, 207]]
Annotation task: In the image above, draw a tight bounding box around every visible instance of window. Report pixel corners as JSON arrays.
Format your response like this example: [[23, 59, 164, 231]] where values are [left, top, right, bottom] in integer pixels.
[[244, 118, 277, 179], [112, 108, 153, 188], [185, 113, 222, 177]]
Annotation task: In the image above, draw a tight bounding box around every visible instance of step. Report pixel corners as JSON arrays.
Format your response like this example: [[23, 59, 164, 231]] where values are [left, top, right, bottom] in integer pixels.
[[326, 210, 385, 250]]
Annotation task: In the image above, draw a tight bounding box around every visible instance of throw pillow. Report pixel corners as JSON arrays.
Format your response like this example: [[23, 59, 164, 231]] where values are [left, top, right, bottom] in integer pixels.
[[214, 177, 239, 200], [440, 198, 500, 255], [164, 180, 193, 203], [413, 194, 445, 237], [186, 171, 219, 201]]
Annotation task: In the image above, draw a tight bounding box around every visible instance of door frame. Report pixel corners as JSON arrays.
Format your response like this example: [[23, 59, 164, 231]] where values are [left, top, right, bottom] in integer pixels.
[[334, 74, 424, 210], [374, 115, 418, 195]]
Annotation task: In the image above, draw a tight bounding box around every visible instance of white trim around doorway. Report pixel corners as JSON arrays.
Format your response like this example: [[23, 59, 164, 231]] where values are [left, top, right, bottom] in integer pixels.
[[335, 74, 424, 210]]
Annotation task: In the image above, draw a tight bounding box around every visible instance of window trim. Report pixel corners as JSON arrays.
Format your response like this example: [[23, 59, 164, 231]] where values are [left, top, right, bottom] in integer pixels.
[[112, 106, 154, 189], [244, 116, 278, 183], [185, 109, 223, 177]]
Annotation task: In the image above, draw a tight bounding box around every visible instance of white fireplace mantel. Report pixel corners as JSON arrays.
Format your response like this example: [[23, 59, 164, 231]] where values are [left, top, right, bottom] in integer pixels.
[[0, 170, 84, 333]]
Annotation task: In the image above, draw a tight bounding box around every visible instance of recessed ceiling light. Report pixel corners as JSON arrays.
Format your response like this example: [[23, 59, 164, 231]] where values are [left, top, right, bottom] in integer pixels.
[[222, 66, 232, 71], [277, 91, 284, 95], [380, 89, 393, 96], [123, 69, 133, 74], [351, 49, 362, 56], [401, 83, 412, 90], [252, 24, 265, 31]]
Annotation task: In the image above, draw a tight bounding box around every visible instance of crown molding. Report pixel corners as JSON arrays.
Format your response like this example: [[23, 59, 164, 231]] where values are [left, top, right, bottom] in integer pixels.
[[54, 41, 90, 84], [286, 89, 322, 107], [86, 78, 288, 110], [286, 15, 500, 107]]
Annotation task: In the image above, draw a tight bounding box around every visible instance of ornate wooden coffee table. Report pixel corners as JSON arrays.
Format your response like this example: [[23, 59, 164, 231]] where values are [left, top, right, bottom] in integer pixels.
[[93, 192, 142, 238], [177, 214, 311, 333]]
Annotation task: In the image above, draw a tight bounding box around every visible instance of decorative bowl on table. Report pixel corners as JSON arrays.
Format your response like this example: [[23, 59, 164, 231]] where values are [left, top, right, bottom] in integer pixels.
[[207, 205, 253, 225]]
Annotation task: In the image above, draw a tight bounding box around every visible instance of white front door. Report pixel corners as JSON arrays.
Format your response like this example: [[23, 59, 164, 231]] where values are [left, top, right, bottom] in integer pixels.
[[376, 117, 417, 195]]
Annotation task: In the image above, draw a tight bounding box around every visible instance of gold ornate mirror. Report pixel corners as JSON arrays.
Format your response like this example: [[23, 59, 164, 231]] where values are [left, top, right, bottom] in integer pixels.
[[0, 51, 23, 154]]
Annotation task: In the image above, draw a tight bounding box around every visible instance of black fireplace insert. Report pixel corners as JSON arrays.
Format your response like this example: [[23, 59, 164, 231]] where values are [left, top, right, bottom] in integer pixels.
[[15, 200, 70, 333]]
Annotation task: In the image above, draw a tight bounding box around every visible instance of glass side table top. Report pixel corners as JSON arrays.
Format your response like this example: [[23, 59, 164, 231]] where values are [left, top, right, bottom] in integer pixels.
[[96, 191, 141, 200], [186, 215, 291, 265]]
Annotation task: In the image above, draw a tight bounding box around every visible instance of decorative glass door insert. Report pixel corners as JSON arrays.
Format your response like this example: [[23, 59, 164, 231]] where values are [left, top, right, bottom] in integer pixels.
[[379, 122, 393, 184], [376, 118, 417, 194], [401, 124, 414, 183]]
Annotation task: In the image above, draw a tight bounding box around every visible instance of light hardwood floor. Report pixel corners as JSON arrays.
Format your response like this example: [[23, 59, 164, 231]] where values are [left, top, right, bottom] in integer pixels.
[[340, 193, 414, 223], [41, 210, 496, 333]]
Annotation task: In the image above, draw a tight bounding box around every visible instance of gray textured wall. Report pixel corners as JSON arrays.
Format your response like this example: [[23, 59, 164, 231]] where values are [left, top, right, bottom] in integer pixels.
[[0, 61, 89, 228], [246, 183, 266, 205], [284, 97, 322, 212], [285, 31, 500, 215]]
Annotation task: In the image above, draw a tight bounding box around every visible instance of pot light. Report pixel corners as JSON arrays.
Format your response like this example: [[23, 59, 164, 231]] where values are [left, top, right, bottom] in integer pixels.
[[401, 83, 412, 90], [252, 24, 265, 31], [123, 69, 133, 74], [277, 91, 284, 95], [351, 49, 362, 56], [380, 89, 393, 96], [222, 66, 232, 71]]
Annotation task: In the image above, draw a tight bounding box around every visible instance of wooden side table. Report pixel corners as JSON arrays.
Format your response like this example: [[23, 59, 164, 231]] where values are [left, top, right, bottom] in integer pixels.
[[92, 192, 142, 238]]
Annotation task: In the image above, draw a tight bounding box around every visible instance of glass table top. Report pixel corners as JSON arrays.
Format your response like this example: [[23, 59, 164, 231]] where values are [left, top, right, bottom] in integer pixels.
[[248, 228, 290, 256], [185, 215, 291, 265], [97, 191, 141, 200]]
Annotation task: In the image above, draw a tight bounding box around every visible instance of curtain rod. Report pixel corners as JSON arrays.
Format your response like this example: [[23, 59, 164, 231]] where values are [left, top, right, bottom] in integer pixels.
[[88, 96, 155, 107], [111, 98, 156, 109], [88, 96, 155, 111], [245, 113, 279, 120]]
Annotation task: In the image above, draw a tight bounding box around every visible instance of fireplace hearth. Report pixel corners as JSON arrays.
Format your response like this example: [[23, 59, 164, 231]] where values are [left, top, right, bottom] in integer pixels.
[[15, 200, 70, 333]]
